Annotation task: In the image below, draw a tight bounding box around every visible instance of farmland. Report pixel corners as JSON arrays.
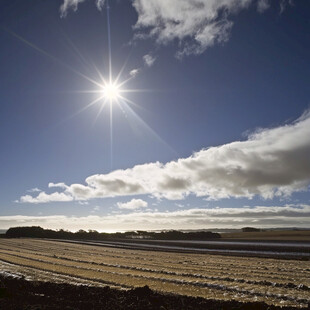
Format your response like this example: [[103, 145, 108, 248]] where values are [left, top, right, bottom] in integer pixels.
[[221, 230, 310, 241], [0, 238, 309, 308]]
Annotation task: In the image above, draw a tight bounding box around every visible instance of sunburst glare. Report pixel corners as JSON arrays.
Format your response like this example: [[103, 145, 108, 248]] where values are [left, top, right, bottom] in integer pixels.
[[6, 0, 176, 170], [101, 82, 121, 102]]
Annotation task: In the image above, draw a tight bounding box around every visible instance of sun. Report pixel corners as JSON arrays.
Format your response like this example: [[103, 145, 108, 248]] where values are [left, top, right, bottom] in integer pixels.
[[101, 82, 121, 101]]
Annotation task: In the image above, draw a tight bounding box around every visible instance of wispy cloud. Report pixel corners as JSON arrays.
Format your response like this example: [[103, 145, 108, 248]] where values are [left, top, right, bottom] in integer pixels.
[[143, 54, 156, 67], [257, 0, 270, 13], [78, 201, 89, 205], [132, 0, 292, 58], [129, 68, 140, 78], [91, 206, 100, 213], [60, 0, 105, 17], [117, 198, 148, 210], [280, 0, 294, 14], [132, 0, 295, 57], [27, 188, 41, 193], [128, 54, 156, 79], [1, 204, 310, 231], [60, 0, 294, 57], [19, 112, 310, 203]]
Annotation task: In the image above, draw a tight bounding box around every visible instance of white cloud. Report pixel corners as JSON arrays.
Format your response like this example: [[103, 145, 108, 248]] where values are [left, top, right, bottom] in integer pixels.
[[129, 68, 140, 77], [1, 204, 310, 231], [132, 0, 295, 57], [60, 0, 85, 17], [143, 54, 156, 67], [95, 0, 105, 11], [19, 112, 310, 204], [60, 0, 293, 56], [60, 0, 105, 17], [20, 192, 73, 204], [48, 182, 68, 189], [117, 198, 148, 210], [132, 0, 253, 57], [129, 55, 156, 79], [27, 188, 41, 193]]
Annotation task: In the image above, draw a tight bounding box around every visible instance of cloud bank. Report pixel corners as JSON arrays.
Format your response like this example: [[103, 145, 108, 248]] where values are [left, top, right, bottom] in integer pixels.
[[20, 112, 310, 203], [1, 204, 309, 231]]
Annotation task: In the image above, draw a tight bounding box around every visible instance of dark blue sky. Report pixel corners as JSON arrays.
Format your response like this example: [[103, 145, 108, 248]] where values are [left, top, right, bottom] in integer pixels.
[[0, 0, 309, 231]]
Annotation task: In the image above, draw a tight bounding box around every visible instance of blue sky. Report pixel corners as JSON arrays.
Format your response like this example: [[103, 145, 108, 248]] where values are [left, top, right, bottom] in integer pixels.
[[0, 0, 309, 231]]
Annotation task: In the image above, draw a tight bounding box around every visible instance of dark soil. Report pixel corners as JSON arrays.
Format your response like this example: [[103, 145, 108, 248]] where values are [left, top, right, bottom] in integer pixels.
[[0, 275, 308, 310]]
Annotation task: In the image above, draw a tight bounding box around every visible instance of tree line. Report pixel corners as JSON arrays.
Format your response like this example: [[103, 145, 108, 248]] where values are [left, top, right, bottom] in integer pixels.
[[5, 226, 221, 240]]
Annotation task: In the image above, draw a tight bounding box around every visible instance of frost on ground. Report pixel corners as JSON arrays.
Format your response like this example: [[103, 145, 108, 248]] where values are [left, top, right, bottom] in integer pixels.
[[0, 239, 309, 308]]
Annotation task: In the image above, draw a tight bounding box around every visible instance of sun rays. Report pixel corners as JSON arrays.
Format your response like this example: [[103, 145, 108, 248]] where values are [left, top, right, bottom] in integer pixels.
[[6, 1, 177, 170], [101, 83, 120, 101]]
